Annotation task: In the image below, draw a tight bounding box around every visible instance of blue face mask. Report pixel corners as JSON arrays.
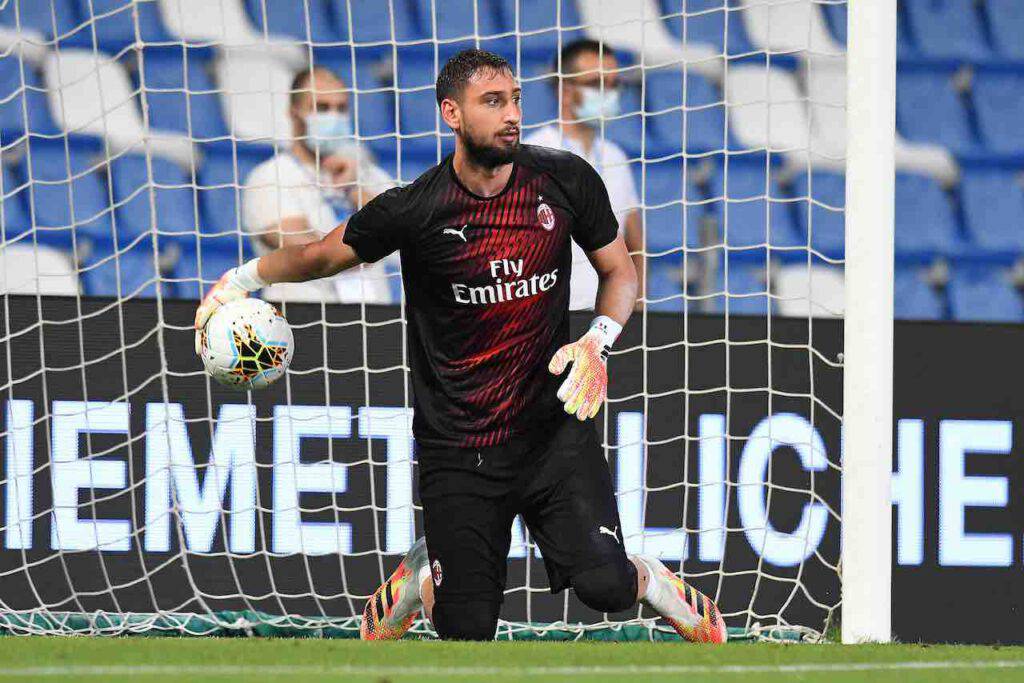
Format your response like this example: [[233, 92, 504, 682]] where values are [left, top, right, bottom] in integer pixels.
[[304, 111, 355, 156], [575, 86, 621, 123]]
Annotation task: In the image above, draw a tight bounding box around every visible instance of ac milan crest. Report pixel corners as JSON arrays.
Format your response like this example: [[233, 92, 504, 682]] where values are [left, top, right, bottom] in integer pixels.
[[432, 559, 443, 587], [537, 195, 555, 231]]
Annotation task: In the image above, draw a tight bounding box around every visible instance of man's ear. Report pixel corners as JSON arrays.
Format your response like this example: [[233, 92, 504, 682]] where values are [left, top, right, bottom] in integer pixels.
[[440, 98, 460, 132]]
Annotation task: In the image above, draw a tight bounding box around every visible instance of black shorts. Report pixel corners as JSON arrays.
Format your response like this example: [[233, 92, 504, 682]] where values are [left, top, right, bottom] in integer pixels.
[[417, 414, 626, 605]]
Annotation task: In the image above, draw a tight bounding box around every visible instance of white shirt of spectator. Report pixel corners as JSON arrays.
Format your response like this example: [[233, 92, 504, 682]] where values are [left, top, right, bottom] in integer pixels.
[[525, 125, 638, 310], [243, 151, 394, 304]]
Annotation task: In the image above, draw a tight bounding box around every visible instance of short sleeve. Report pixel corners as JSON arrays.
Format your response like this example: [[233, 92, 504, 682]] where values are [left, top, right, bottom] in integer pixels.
[[568, 155, 620, 252], [242, 164, 306, 234], [343, 186, 407, 263]]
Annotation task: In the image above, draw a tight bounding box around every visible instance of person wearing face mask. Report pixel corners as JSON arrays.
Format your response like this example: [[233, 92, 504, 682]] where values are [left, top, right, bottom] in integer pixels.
[[524, 40, 644, 311], [242, 66, 394, 303]]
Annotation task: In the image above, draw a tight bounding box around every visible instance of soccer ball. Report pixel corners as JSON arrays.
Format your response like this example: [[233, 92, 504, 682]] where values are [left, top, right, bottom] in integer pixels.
[[199, 298, 294, 391]]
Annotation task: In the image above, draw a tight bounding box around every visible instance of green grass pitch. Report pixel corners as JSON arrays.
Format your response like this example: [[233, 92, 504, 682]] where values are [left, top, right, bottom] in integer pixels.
[[0, 638, 1021, 682]]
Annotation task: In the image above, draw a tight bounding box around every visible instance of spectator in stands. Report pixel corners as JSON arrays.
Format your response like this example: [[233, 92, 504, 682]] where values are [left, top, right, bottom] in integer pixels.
[[243, 65, 394, 303], [525, 39, 644, 310]]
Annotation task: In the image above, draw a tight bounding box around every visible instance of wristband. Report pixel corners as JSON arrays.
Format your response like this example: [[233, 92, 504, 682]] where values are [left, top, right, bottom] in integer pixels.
[[233, 257, 268, 292], [589, 315, 622, 348]]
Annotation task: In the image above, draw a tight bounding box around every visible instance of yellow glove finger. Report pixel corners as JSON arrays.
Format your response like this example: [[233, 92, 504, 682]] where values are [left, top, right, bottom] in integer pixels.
[[573, 376, 605, 421], [564, 382, 586, 416], [194, 328, 203, 356], [548, 343, 576, 375], [557, 360, 586, 402]]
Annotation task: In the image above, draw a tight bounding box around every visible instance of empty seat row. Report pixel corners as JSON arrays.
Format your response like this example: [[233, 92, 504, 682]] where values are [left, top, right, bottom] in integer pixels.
[[646, 260, 1024, 324], [5, 42, 1015, 186], [5, 1, 1021, 69]]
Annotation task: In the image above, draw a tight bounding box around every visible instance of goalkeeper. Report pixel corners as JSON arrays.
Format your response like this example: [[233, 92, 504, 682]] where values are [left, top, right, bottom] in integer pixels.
[[194, 48, 726, 643]]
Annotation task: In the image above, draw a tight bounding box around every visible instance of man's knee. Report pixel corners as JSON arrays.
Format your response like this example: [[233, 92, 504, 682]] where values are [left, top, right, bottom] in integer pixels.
[[571, 559, 637, 613], [432, 599, 500, 641]]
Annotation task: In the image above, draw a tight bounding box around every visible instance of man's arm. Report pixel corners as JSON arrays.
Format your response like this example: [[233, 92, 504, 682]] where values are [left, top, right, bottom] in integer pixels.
[[591, 233, 639, 324], [548, 235, 637, 421], [621, 209, 644, 308], [256, 221, 362, 284], [193, 222, 362, 351]]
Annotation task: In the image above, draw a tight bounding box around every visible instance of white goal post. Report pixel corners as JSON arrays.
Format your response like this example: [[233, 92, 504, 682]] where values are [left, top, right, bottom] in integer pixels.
[[841, 0, 895, 644]]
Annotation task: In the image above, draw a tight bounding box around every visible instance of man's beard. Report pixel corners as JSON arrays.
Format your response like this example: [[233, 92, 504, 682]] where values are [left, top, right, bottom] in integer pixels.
[[461, 126, 519, 169]]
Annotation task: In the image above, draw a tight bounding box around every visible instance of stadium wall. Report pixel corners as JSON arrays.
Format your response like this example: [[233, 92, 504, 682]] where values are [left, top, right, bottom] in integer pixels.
[[0, 297, 1019, 643]]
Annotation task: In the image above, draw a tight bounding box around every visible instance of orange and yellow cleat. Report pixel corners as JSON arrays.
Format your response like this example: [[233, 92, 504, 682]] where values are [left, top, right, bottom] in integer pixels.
[[360, 537, 428, 641], [637, 554, 728, 644]]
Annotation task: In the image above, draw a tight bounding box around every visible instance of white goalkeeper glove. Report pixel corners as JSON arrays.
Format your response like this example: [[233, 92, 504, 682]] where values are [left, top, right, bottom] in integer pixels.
[[193, 258, 267, 355], [548, 316, 622, 421]]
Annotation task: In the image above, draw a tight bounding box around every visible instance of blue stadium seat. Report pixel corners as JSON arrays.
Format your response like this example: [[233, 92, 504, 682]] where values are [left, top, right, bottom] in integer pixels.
[[708, 259, 771, 315], [984, 0, 1024, 61], [641, 159, 704, 257], [896, 71, 979, 155], [172, 235, 255, 299], [894, 173, 959, 260], [345, 0, 424, 44], [708, 162, 804, 257], [245, 0, 341, 44], [602, 85, 643, 158], [902, 0, 990, 62], [0, 163, 33, 246], [494, 0, 584, 58], [645, 261, 687, 312], [426, 0, 506, 42], [140, 50, 229, 143], [20, 141, 114, 249], [79, 238, 165, 299], [972, 74, 1024, 156], [658, 0, 753, 56], [398, 86, 443, 157], [0, 0, 81, 45], [74, 0, 170, 51], [821, 2, 845, 44], [521, 75, 558, 129], [0, 56, 59, 147], [791, 170, 844, 260], [822, 2, 917, 58], [948, 267, 1024, 323], [354, 88, 397, 157], [313, 45, 396, 98], [110, 155, 198, 248], [894, 267, 944, 320], [395, 59, 444, 157], [645, 66, 726, 156], [959, 170, 1024, 260], [198, 153, 265, 236]]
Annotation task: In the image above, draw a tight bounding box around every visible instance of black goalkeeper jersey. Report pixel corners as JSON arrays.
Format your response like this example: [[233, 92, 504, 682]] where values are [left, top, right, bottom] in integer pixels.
[[343, 144, 619, 448]]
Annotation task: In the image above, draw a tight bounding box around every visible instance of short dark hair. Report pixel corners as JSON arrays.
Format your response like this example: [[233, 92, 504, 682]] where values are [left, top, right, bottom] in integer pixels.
[[289, 65, 341, 107], [557, 39, 614, 76], [435, 48, 513, 107]]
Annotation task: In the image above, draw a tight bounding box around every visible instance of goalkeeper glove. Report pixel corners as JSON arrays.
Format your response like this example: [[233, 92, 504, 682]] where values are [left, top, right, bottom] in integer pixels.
[[548, 316, 622, 421], [193, 258, 267, 355]]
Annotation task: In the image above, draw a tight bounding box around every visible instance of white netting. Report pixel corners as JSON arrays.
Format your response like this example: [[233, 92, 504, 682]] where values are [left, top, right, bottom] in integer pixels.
[[0, 0, 851, 640]]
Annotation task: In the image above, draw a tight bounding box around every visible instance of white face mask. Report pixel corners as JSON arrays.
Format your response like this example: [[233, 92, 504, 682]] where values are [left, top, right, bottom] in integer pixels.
[[304, 111, 355, 156], [575, 86, 621, 123]]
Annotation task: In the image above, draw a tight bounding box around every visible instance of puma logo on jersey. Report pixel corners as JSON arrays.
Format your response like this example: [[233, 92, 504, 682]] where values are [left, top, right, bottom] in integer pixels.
[[599, 525, 619, 542], [442, 224, 469, 242]]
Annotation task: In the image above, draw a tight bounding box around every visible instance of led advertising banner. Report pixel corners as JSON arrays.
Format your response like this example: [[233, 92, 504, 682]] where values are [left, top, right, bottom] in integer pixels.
[[0, 296, 1019, 642]]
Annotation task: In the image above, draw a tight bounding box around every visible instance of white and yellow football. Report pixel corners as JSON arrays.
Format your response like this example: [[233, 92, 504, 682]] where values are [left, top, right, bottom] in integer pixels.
[[199, 298, 293, 391]]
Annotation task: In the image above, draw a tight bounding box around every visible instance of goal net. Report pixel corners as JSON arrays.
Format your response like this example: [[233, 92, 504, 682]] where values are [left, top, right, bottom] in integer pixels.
[[0, 0, 852, 641]]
